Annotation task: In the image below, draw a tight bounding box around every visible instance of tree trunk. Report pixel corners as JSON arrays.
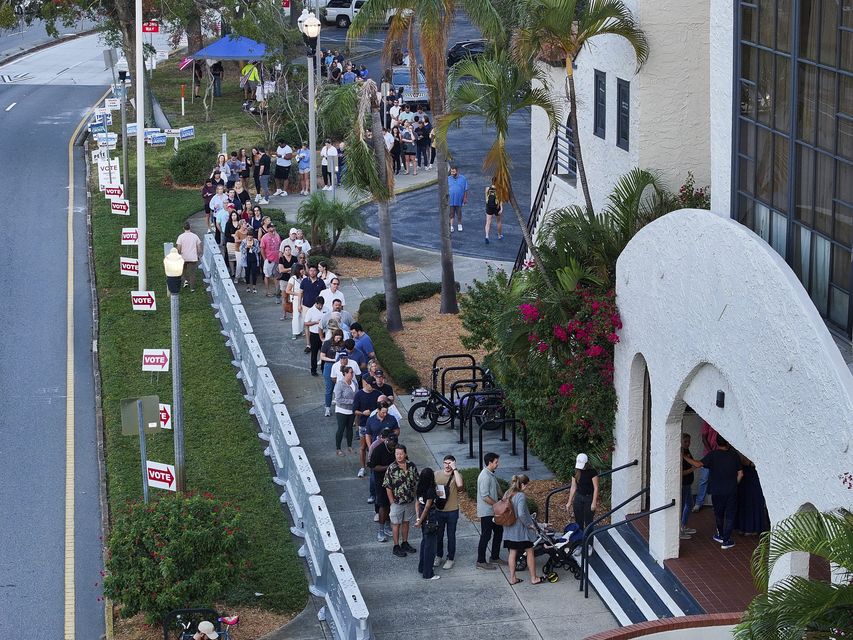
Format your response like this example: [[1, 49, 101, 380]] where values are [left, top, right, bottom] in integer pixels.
[[509, 191, 554, 289], [186, 8, 204, 53], [290, 0, 301, 28], [435, 148, 458, 313], [370, 106, 403, 331], [566, 67, 594, 215]]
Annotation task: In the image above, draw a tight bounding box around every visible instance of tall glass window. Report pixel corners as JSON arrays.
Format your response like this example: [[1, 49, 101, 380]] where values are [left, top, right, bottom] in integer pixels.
[[734, 0, 853, 337]]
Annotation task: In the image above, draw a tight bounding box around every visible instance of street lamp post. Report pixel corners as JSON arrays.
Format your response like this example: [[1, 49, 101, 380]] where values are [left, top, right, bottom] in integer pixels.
[[299, 10, 321, 195], [118, 69, 129, 182], [163, 248, 186, 492], [135, 0, 147, 290]]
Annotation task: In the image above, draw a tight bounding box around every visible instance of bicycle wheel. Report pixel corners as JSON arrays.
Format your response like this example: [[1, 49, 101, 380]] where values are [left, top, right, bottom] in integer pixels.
[[408, 400, 439, 432], [472, 398, 502, 430]]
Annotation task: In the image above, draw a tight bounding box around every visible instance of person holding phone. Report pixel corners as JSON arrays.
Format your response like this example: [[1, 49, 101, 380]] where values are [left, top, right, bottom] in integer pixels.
[[433, 454, 464, 570]]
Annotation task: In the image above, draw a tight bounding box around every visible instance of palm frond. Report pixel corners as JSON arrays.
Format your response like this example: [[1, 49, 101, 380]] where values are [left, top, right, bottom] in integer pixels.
[[349, 0, 399, 38], [576, 0, 649, 70]]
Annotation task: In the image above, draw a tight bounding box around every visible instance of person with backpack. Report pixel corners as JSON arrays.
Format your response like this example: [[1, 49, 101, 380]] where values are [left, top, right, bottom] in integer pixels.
[[502, 474, 545, 585], [476, 452, 506, 570], [484, 176, 504, 244]]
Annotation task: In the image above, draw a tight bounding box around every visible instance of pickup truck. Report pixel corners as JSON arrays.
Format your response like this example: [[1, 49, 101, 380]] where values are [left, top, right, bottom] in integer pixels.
[[320, 0, 404, 28], [390, 65, 430, 109]]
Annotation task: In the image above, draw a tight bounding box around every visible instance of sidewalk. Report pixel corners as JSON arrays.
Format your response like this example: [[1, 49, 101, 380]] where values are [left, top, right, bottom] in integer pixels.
[[190, 179, 616, 639]]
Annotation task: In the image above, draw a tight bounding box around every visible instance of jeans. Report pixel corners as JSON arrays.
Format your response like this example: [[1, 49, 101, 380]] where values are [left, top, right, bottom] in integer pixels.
[[416, 143, 429, 167], [335, 412, 354, 449], [435, 509, 459, 560], [681, 484, 694, 527], [695, 467, 711, 506], [369, 470, 377, 501], [418, 526, 438, 579], [259, 174, 270, 198], [477, 516, 503, 563], [245, 254, 259, 285], [213, 75, 222, 97], [309, 331, 322, 374], [323, 361, 334, 408], [712, 492, 737, 543]]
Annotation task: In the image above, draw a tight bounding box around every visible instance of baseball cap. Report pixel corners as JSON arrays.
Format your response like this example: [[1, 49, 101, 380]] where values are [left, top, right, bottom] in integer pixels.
[[575, 453, 588, 470], [338, 350, 349, 359], [374, 369, 384, 377], [362, 374, 375, 387], [197, 621, 219, 639], [289, 227, 298, 235]]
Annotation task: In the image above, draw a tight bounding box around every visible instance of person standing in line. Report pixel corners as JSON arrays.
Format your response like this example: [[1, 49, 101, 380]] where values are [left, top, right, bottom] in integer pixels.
[[304, 296, 326, 377], [734, 454, 770, 536], [320, 329, 345, 416], [476, 452, 505, 569], [285, 264, 305, 339], [300, 265, 326, 351], [176, 222, 202, 292], [257, 147, 272, 204], [260, 222, 281, 297], [503, 474, 546, 585], [383, 443, 419, 558], [433, 455, 463, 571], [416, 116, 431, 170], [566, 453, 599, 544], [484, 176, 503, 244], [320, 139, 338, 190], [240, 229, 262, 294], [368, 430, 397, 542], [681, 433, 702, 540], [401, 122, 417, 175], [349, 322, 376, 363], [390, 126, 403, 175], [415, 467, 441, 580], [364, 402, 398, 504], [693, 421, 718, 512], [333, 365, 359, 456], [447, 166, 468, 232], [274, 138, 293, 197], [233, 220, 249, 283], [700, 435, 743, 550], [201, 177, 216, 231]]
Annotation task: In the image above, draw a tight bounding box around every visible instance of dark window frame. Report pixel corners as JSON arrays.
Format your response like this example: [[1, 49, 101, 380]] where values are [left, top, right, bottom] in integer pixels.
[[616, 78, 630, 151], [593, 70, 606, 139]]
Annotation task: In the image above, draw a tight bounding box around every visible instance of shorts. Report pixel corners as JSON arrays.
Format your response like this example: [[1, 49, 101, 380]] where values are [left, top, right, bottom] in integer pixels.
[[486, 208, 500, 217], [504, 540, 533, 551], [358, 425, 368, 438], [279, 279, 288, 292], [275, 164, 291, 180], [389, 501, 415, 524], [263, 259, 277, 278], [299, 167, 311, 175]]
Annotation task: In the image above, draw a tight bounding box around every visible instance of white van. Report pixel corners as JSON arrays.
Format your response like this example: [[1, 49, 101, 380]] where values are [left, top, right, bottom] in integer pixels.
[[320, 0, 406, 28]]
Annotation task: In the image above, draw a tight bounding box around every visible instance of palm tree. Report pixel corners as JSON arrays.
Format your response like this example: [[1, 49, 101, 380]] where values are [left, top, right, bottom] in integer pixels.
[[513, 0, 649, 214], [318, 80, 404, 331], [734, 508, 853, 640], [296, 192, 366, 255], [350, 0, 502, 314], [437, 52, 560, 289]]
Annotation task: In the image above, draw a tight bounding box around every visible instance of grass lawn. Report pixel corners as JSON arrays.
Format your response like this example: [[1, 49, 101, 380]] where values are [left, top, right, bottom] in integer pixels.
[[92, 60, 307, 617]]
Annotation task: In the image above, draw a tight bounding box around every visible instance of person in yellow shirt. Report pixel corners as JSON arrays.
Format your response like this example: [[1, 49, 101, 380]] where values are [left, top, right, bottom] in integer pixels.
[[240, 61, 260, 99]]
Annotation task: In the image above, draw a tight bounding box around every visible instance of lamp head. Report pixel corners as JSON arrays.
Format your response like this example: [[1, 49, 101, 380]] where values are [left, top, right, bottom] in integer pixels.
[[163, 247, 185, 277], [303, 12, 321, 38], [297, 8, 309, 33]]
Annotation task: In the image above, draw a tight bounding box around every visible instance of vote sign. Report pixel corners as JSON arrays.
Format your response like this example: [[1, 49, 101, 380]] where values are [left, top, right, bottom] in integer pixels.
[[104, 183, 124, 199], [142, 349, 170, 372], [146, 460, 176, 491], [120, 256, 139, 276], [130, 290, 157, 310], [111, 199, 130, 215], [121, 227, 139, 245], [159, 403, 172, 429]]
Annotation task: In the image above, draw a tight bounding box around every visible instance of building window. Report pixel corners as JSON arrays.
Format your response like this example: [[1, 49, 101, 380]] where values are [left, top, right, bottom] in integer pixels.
[[733, 0, 853, 337], [555, 117, 578, 182], [616, 79, 630, 151], [593, 70, 606, 139]]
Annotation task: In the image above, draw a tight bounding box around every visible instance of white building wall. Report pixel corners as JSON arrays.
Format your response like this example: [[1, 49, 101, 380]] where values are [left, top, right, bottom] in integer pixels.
[[612, 209, 853, 564], [709, 0, 735, 215]]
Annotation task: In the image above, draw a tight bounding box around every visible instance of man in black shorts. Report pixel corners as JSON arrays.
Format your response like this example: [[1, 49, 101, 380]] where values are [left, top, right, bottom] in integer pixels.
[[368, 430, 397, 543], [274, 138, 293, 197]]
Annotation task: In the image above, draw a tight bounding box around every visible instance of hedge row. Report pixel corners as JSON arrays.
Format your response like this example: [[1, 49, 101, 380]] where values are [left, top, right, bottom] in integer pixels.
[[335, 241, 381, 260], [357, 282, 442, 390]]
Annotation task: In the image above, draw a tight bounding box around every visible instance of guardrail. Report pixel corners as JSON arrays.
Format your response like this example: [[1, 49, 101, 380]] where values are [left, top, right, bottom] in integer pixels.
[[200, 232, 373, 638]]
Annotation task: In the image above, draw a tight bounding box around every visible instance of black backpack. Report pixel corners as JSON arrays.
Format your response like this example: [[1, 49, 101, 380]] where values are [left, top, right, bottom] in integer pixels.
[[486, 186, 498, 209]]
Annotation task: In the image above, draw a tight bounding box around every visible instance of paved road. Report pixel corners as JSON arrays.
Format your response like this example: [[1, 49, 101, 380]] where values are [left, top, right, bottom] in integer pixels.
[[0, 34, 110, 639], [0, 18, 96, 63]]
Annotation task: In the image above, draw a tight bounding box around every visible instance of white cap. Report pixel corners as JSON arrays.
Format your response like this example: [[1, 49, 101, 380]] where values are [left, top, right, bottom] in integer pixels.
[[575, 453, 588, 470], [197, 621, 219, 639]]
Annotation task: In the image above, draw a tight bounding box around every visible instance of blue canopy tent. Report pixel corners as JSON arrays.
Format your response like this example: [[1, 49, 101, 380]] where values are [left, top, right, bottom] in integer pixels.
[[192, 36, 267, 61]]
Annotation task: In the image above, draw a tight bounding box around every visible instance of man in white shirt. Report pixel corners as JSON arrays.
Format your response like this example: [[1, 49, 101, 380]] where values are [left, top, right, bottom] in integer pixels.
[[274, 138, 293, 197], [389, 100, 401, 128], [330, 350, 362, 385], [383, 128, 394, 151], [176, 222, 203, 292], [279, 227, 299, 255], [208, 185, 228, 214], [304, 296, 326, 376], [322, 278, 346, 311], [321, 142, 338, 191]]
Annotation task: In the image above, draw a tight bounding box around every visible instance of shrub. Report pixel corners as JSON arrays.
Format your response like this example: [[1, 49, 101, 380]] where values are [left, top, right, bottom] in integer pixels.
[[168, 140, 217, 185], [334, 241, 381, 260], [677, 171, 711, 209], [357, 282, 442, 390], [103, 493, 245, 624], [308, 254, 338, 271]]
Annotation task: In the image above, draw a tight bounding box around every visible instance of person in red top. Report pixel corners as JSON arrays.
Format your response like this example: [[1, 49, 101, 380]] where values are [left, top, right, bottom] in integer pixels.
[[260, 223, 281, 297], [693, 421, 718, 512]]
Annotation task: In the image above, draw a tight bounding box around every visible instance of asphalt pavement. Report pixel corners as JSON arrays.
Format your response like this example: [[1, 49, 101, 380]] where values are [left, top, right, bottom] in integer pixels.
[[0, 18, 96, 64], [0, 36, 111, 639]]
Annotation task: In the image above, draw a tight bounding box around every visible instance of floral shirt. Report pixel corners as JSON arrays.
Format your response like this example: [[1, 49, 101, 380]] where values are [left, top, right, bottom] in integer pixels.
[[382, 460, 419, 504]]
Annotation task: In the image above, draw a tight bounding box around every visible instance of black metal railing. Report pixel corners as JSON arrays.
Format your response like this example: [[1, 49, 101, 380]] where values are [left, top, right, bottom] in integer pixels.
[[543, 459, 638, 524], [513, 134, 559, 273]]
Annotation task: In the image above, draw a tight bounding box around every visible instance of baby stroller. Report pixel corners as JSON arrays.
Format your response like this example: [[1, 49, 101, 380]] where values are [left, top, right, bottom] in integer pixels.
[[514, 521, 584, 581]]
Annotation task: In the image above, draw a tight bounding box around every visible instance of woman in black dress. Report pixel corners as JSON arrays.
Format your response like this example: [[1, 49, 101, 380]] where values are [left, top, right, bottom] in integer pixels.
[[566, 453, 599, 549], [249, 147, 261, 200], [390, 126, 402, 175], [415, 467, 441, 580]]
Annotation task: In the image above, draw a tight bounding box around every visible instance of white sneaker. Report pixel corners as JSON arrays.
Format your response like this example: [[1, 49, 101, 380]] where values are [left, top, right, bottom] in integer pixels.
[[457, 223, 463, 231], [427, 575, 441, 580], [442, 559, 454, 570], [259, 199, 269, 205], [357, 467, 365, 477], [450, 225, 454, 233], [324, 407, 331, 417], [280, 191, 288, 196], [273, 189, 282, 196], [254, 194, 261, 203], [373, 513, 380, 522]]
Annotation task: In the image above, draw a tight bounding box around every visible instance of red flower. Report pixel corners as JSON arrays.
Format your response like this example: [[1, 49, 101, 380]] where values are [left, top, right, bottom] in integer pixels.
[[553, 325, 568, 342], [518, 303, 540, 323], [586, 345, 604, 357], [607, 333, 620, 344], [537, 341, 549, 353], [558, 383, 574, 397]]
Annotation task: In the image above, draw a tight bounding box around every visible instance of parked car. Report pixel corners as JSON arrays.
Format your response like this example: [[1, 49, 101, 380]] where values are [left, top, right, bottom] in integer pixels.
[[446, 39, 488, 67], [320, 0, 404, 28], [390, 65, 430, 109]]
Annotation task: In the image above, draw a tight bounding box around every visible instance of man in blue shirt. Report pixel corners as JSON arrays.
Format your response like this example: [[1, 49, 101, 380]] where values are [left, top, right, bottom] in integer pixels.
[[350, 322, 376, 362], [447, 165, 468, 233], [342, 64, 357, 84]]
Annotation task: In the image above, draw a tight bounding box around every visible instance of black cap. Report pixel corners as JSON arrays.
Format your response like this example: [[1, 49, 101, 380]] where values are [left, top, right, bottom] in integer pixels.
[[374, 369, 384, 377], [363, 374, 375, 387]]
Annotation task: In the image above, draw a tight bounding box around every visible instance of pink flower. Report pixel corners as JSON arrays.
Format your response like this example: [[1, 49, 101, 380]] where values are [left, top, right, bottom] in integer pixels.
[[553, 325, 568, 342], [607, 333, 620, 344], [610, 314, 623, 329], [537, 341, 549, 353], [586, 345, 604, 357], [558, 383, 574, 397], [574, 329, 588, 343], [519, 303, 540, 324], [591, 301, 600, 312]]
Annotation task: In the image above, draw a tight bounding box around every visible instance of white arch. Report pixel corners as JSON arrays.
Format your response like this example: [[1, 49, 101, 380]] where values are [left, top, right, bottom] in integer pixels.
[[612, 209, 853, 563]]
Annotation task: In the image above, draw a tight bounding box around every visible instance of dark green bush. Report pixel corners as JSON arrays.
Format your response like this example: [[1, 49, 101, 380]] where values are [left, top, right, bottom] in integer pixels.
[[357, 282, 441, 390], [458, 467, 539, 514], [168, 140, 217, 185], [308, 254, 338, 271], [103, 493, 245, 624], [334, 241, 381, 260]]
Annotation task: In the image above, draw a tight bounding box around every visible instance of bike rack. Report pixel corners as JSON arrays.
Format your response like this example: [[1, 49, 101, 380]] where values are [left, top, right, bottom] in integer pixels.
[[440, 365, 491, 401], [432, 353, 475, 396], [543, 459, 638, 524], [451, 376, 500, 439], [579, 490, 676, 599], [459, 388, 505, 451], [476, 414, 528, 472]]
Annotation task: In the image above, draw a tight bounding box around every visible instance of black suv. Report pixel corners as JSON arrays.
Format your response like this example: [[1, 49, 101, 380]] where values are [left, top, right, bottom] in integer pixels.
[[446, 39, 488, 67]]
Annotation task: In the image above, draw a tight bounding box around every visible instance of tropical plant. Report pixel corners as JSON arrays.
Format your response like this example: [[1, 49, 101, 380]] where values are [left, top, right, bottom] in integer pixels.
[[734, 508, 853, 640], [513, 0, 649, 214], [318, 80, 404, 331], [297, 192, 366, 255], [676, 171, 712, 210], [438, 51, 560, 288], [350, 0, 502, 314]]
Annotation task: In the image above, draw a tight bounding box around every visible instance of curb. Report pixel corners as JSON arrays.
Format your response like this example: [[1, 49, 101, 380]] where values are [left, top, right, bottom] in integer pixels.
[[0, 28, 98, 67]]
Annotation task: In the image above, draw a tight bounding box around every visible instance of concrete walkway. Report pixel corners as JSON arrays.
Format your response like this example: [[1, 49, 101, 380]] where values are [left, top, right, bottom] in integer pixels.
[[189, 178, 616, 639]]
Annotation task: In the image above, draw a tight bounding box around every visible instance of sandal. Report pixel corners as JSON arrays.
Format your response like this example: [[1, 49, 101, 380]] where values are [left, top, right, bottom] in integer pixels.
[[336, 450, 344, 456], [531, 577, 547, 585], [509, 578, 523, 586]]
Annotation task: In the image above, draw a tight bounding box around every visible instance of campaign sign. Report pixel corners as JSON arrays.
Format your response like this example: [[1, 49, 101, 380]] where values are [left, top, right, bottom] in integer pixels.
[[149, 133, 168, 147], [130, 290, 157, 311], [105, 98, 121, 110], [120, 256, 139, 276], [89, 121, 107, 134], [143, 127, 161, 141], [126, 123, 138, 137], [179, 125, 195, 141], [121, 227, 139, 245], [94, 132, 118, 149], [97, 159, 121, 189], [110, 199, 130, 215]]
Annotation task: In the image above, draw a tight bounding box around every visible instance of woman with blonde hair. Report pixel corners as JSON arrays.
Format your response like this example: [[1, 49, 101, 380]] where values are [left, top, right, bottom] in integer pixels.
[[502, 474, 544, 585]]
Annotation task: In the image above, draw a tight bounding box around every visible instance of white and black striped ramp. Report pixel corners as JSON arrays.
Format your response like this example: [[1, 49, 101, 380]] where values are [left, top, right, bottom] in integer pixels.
[[585, 524, 704, 626]]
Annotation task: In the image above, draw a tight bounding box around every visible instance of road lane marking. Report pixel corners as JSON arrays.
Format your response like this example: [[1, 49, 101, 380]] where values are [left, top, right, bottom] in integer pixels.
[[5, 102, 15, 111], [65, 87, 111, 640]]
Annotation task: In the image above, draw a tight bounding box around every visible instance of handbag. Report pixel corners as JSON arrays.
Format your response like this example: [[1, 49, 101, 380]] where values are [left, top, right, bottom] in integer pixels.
[[433, 474, 454, 510], [492, 494, 517, 527], [424, 520, 439, 535], [285, 298, 293, 314]]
